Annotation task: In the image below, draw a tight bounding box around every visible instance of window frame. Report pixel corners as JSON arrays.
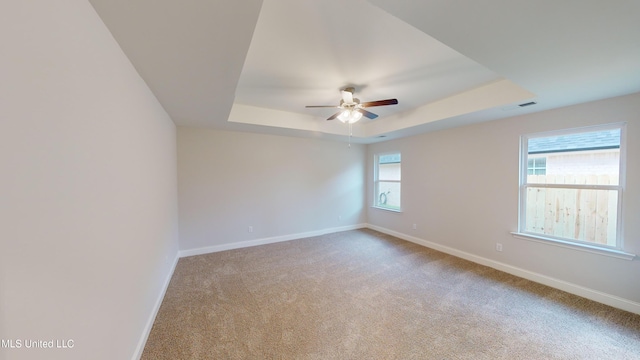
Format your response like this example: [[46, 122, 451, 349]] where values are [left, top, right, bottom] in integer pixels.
[[516, 123, 634, 259], [373, 152, 402, 212]]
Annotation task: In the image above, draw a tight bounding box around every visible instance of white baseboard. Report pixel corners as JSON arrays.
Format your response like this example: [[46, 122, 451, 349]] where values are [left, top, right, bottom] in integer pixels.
[[179, 223, 368, 258], [132, 253, 180, 360], [367, 224, 640, 315]]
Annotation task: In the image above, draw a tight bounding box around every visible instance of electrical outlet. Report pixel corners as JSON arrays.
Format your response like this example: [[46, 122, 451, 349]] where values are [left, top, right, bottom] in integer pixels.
[[248, 226, 253, 233], [412, 224, 417, 230], [496, 243, 503, 252], [338, 215, 342, 221]]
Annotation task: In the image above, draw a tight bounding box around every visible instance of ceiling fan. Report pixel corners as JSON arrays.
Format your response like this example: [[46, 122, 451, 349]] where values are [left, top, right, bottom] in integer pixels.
[[305, 87, 398, 124]]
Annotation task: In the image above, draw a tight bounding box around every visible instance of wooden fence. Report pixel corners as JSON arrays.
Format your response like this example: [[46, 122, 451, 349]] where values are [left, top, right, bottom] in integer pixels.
[[525, 175, 618, 246]]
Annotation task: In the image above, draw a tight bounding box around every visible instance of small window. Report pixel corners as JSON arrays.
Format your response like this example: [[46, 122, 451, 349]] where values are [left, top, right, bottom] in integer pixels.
[[527, 157, 546, 175], [519, 124, 624, 249], [374, 153, 401, 211]]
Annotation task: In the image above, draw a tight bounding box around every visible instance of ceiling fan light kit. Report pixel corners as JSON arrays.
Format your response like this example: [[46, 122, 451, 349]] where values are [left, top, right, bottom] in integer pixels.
[[337, 109, 363, 124]]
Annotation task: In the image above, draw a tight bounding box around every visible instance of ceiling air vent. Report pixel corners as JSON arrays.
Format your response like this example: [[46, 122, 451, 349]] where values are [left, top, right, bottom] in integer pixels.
[[519, 101, 537, 107]]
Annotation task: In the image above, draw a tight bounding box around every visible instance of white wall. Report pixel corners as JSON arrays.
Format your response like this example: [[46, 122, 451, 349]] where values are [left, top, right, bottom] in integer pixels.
[[367, 93, 640, 307], [178, 128, 366, 253], [0, 1, 179, 359]]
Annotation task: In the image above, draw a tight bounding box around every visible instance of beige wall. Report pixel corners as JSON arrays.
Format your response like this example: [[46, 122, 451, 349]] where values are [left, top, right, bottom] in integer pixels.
[[0, 1, 179, 359], [367, 93, 640, 305], [178, 128, 366, 253]]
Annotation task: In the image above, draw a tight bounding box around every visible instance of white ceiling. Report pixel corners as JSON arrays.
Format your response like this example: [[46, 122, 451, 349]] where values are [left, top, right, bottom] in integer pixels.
[[89, 0, 640, 143]]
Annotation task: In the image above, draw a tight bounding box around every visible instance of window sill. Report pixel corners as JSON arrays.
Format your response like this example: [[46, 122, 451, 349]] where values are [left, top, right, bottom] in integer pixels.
[[371, 206, 403, 213], [511, 232, 636, 261]]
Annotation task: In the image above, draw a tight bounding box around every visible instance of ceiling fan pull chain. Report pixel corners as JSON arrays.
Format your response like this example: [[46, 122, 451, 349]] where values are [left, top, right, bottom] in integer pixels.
[[348, 122, 352, 148]]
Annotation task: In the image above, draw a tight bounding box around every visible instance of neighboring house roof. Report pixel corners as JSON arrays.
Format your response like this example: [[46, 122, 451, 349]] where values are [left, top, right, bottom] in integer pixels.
[[528, 129, 620, 154]]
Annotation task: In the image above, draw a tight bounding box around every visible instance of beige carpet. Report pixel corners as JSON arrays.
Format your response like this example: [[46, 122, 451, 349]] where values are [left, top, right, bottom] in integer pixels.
[[142, 229, 640, 359]]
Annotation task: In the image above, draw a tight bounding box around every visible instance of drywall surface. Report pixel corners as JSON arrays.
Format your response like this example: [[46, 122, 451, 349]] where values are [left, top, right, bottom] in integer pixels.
[[178, 128, 366, 252], [367, 93, 640, 304], [0, 1, 179, 359]]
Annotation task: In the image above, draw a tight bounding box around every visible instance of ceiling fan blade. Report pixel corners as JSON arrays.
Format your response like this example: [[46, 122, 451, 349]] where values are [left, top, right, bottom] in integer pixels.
[[357, 109, 378, 119], [327, 112, 341, 121], [305, 105, 338, 108], [361, 99, 398, 107]]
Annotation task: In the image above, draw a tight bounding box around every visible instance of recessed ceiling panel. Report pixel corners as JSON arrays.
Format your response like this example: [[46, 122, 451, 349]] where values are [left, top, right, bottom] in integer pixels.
[[235, 0, 505, 123]]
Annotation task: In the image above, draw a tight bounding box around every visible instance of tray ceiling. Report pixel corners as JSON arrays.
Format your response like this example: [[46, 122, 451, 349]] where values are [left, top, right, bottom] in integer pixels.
[[89, 0, 640, 143]]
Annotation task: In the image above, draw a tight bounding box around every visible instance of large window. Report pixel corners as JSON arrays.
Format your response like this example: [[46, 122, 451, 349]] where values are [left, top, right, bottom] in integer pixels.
[[374, 153, 401, 211], [519, 124, 625, 250]]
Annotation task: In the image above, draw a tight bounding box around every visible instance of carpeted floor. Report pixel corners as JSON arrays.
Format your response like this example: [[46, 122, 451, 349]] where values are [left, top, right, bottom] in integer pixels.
[[142, 229, 640, 359]]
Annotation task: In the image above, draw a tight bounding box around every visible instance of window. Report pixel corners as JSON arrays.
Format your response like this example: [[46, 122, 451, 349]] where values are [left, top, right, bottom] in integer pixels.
[[527, 157, 546, 175], [519, 124, 625, 250], [374, 153, 401, 211]]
